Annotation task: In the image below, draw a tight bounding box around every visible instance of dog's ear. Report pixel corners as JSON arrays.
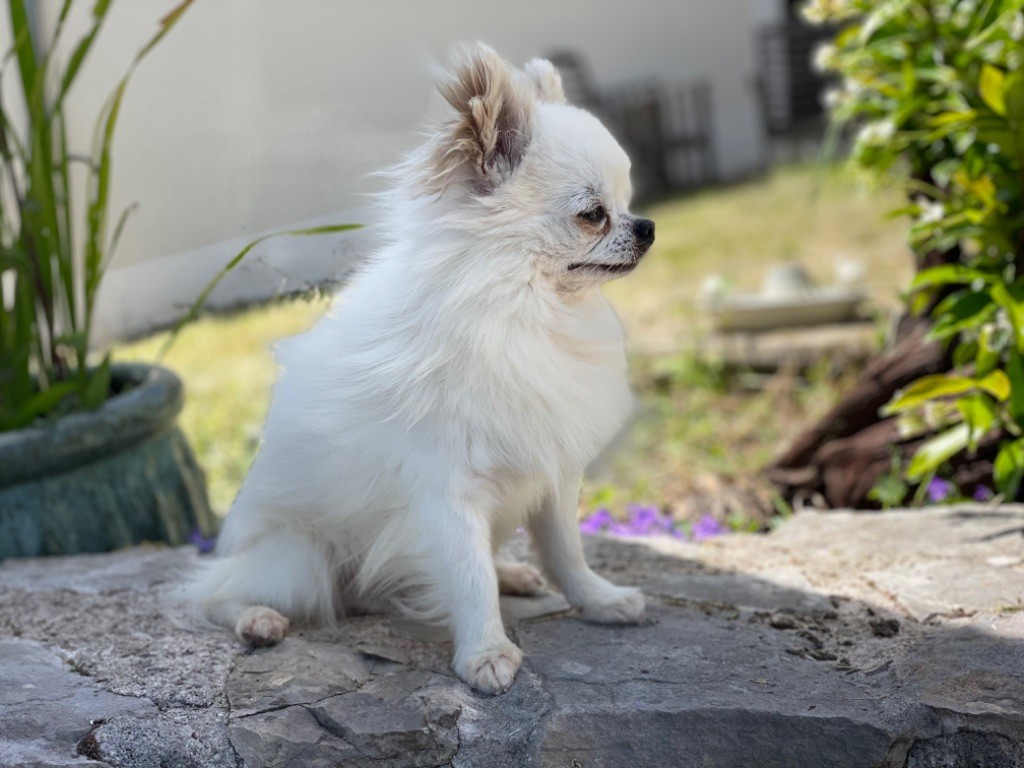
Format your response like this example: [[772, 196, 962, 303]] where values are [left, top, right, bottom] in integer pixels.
[[523, 59, 566, 105], [434, 43, 532, 192]]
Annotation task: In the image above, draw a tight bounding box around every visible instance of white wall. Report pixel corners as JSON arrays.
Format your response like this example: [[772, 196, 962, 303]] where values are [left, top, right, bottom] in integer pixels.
[[9, 0, 770, 342]]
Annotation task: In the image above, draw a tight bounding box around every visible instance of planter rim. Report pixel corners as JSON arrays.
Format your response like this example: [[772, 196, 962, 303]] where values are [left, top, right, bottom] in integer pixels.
[[0, 363, 184, 488]]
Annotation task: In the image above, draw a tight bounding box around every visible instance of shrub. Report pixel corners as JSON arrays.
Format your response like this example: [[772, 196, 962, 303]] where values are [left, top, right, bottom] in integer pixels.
[[807, 0, 1024, 499]]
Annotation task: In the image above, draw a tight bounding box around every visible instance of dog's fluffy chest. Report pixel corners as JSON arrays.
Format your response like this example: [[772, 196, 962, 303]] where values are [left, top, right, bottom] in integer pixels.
[[461, 294, 634, 481]]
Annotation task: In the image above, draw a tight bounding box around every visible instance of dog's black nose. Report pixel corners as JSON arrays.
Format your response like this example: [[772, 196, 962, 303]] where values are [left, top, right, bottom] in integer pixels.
[[633, 218, 655, 244]]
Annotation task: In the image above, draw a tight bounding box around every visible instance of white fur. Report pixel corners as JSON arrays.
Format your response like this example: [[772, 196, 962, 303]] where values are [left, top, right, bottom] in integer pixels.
[[190, 43, 652, 695]]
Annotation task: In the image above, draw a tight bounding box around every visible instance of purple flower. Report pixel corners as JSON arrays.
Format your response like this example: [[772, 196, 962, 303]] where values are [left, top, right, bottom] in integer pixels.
[[972, 484, 994, 501], [189, 526, 217, 554], [625, 504, 663, 535], [691, 514, 727, 542], [926, 477, 953, 503], [580, 504, 686, 539], [579, 507, 615, 534]]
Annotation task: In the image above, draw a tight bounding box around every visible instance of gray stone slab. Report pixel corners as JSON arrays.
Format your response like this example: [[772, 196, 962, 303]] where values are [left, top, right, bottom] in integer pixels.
[[0, 546, 196, 593], [0, 506, 1022, 767], [866, 560, 1024, 621], [0, 638, 154, 767]]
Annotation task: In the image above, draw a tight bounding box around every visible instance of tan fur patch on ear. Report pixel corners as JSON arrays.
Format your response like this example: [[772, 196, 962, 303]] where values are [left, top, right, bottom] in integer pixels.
[[523, 59, 566, 105], [430, 43, 532, 194]]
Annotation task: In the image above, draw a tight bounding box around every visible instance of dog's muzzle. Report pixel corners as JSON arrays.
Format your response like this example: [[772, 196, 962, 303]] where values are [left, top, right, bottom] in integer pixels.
[[633, 218, 655, 255]]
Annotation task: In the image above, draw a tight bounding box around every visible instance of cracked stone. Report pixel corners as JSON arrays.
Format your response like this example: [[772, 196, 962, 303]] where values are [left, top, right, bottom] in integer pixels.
[[0, 505, 1022, 767]]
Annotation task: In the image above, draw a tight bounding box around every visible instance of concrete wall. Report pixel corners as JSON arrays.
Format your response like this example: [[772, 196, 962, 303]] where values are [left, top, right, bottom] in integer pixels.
[[5, 0, 775, 342]]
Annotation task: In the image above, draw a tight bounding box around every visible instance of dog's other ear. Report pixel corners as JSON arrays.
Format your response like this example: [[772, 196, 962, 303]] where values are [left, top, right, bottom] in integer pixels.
[[434, 43, 532, 192], [523, 59, 566, 104]]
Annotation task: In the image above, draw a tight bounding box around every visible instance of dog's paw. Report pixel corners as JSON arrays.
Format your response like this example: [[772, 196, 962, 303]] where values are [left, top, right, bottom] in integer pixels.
[[236, 606, 290, 647], [456, 642, 523, 695], [579, 585, 645, 625], [497, 562, 547, 596]]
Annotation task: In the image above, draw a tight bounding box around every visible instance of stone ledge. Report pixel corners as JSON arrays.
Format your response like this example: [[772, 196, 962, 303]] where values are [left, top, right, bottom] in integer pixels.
[[1, 505, 1022, 767]]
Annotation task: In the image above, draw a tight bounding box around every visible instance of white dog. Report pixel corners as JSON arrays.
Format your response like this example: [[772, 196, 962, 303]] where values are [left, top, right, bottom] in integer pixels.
[[192, 43, 655, 694]]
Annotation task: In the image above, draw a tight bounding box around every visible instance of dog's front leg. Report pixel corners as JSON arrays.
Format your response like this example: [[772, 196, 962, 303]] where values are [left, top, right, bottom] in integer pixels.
[[529, 480, 645, 624], [415, 497, 522, 694]]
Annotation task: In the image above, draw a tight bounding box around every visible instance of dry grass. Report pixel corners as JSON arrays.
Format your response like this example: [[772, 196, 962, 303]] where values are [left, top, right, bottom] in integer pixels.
[[115, 164, 910, 524]]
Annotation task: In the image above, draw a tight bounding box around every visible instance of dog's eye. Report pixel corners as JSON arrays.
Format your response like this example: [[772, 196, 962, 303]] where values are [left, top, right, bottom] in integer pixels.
[[578, 205, 606, 225]]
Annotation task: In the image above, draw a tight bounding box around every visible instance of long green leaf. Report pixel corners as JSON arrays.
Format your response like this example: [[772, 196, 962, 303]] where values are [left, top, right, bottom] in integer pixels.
[[1, 379, 77, 430], [994, 438, 1024, 499], [52, 109, 78, 355], [6, 0, 37, 113], [956, 393, 997, 449], [910, 264, 998, 290], [907, 423, 971, 481], [102, 203, 137, 274], [80, 352, 111, 409], [884, 370, 1011, 414], [1007, 347, 1024, 428], [81, 0, 196, 351], [56, 0, 114, 107], [154, 224, 363, 363], [980, 65, 1007, 116]]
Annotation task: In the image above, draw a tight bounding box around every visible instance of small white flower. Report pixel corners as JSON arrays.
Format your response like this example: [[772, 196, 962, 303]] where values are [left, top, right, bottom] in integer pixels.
[[821, 81, 863, 111], [812, 43, 839, 74], [1010, 12, 1024, 41], [801, 0, 856, 24], [821, 86, 845, 110], [917, 200, 945, 225], [855, 118, 895, 149]]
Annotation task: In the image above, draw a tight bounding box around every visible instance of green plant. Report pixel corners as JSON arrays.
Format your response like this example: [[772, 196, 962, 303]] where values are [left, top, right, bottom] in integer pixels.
[[0, 0, 193, 429], [0, 1, 360, 431], [808, 0, 1024, 499]]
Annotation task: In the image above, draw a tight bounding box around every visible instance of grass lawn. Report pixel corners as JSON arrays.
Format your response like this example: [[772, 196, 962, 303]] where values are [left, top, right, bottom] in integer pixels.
[[115, 164, 910, 527]]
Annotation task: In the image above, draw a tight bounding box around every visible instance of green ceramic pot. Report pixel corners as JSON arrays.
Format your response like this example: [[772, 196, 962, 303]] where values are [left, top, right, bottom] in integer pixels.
[[0, 364, 214, 559]]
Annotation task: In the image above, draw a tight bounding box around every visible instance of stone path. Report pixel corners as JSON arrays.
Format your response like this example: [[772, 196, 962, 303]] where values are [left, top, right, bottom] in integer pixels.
[[1, 505, 1022, 767]]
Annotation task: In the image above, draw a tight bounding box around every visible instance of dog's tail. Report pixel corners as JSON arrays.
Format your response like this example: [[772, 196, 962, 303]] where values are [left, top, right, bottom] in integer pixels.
[[181, 528, 340, 633]]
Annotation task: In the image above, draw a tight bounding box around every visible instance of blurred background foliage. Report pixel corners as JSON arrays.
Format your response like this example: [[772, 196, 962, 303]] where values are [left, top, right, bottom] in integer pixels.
[[809, 0, 1024, 500]]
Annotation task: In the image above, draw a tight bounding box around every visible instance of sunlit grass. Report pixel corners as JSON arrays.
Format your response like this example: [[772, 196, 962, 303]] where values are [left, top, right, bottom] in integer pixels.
[[605, 163, 909, 351], [115, 164, 909, 522]]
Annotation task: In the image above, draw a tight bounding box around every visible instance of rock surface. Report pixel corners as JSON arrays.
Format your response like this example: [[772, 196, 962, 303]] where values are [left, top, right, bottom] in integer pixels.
[[1, 505, 1022, 767]]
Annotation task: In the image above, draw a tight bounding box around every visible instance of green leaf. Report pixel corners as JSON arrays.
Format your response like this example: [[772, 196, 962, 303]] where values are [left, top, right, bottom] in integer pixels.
[[991, 283, 1024, 353], [868, 471, 909, 509], [956, 393, 997, 449], [81, 353, 111, 409], [2, 380, 78, 430], [910, 265, 998, 291], [154, 223, 364, 363], [6, 0, 38, 112], [1007, 348, 1024, 429], [976, 323, 1001, 377], [57, 0, 115, 107], [1004, 71, 1024, 125], [885, 370, 1011, 415], [927, 290, 995, 341], [907, 424, 971, 481], [930, 110, 979, 126], [994, 439, 1024, 499], [980, 65, 1007, 116], [81, 0, 197, 350]]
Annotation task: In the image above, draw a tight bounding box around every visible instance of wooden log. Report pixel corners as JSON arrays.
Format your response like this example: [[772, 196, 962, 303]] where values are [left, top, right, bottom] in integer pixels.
[[770, 323, 949, 472]]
